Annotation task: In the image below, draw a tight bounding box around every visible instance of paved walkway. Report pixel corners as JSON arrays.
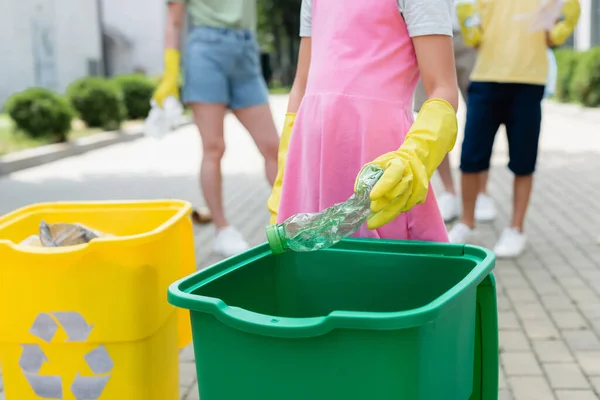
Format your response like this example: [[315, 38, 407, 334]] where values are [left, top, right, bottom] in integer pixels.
[[0, 95, 599, 399]]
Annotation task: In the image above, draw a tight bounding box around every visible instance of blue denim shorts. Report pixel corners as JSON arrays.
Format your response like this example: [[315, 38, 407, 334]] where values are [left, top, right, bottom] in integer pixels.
[[183, 26, 269, 109]]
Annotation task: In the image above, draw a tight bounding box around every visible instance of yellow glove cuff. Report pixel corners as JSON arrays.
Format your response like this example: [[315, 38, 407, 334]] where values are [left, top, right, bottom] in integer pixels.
[[164, 49, 181, 80], [267, 113, 297, 224], [456, 3, 483, 47], [549, 0, 580, 46]]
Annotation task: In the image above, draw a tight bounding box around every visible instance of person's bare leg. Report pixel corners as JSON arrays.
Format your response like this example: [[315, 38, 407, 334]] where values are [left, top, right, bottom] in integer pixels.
[[437, 155, 456, 194], [479, 170, 490, 194], [461, 172, 481, 228], [511, 174, 533, 231], [190, 103, 229, 229], [232, 103, 279, 185]]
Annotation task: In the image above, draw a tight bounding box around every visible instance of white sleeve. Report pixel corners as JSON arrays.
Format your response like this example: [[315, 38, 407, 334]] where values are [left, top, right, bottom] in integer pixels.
[[300, 0, 312, 37], [397, 0, 454, 37]]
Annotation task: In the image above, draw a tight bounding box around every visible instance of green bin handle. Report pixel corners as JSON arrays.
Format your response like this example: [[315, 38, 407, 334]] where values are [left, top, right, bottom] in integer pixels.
[[471, 273, 499, 400]]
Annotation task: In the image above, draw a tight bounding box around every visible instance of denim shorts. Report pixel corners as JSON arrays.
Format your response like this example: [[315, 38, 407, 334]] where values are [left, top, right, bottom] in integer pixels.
[[460, 82, 545, 176], [183, 26, 269, 109]]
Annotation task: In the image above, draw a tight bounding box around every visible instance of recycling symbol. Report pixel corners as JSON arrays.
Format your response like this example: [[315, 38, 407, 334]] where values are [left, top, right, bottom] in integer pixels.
[[19, 312, 113, 399]]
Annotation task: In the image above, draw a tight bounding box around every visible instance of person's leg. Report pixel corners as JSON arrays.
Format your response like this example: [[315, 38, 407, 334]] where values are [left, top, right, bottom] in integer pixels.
[[505, 84, 544, 232], [493, 83, 544, 257], [230, 34, 279, 186], [189, 103, 229, 229], [449, 82, 504, 243], [183, 26, 251, 256], [232, 105, 279, 185]]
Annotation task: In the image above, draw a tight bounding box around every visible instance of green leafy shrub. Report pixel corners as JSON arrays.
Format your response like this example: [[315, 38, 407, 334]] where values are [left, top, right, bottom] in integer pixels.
[[67, 77, 125, 130], [569, 46, 600, 107], [4, 88, 74, 141], [113, 74, 156, 119], [553, 49, 580, 103]]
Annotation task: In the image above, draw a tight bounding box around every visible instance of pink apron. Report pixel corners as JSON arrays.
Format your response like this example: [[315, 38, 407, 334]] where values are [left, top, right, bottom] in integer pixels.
[[278, 0, 448, 242]]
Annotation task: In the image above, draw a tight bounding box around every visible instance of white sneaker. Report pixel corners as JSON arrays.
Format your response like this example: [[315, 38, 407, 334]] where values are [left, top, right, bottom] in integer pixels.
[[475, 193, 497, 222], [448, 222, 479, 244], [213, 226, 250, 258], [437, 192, 460, 222], [494, 228, 527, 258]]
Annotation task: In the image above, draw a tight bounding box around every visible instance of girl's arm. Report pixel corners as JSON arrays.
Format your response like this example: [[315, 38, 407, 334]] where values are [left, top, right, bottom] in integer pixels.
[[153, 2, 186, 106], [412, 35, 459, 111], [164, 2, 186, 50], [287, 37, 312, 113]]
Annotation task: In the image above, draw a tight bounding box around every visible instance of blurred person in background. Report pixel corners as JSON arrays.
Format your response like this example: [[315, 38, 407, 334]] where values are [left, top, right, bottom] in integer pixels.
[[154, 0, 280, 257], [448, 0, 580, 257], [412, 5, 496, 223]]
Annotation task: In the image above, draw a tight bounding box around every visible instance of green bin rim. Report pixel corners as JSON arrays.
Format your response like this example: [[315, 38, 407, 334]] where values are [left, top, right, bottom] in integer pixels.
[[168, 239, 495, 339]]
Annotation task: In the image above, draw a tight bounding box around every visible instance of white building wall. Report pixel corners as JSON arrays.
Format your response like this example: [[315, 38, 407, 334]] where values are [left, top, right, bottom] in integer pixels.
[[0, 0, 101, 106], [101, 0, 166, 76]]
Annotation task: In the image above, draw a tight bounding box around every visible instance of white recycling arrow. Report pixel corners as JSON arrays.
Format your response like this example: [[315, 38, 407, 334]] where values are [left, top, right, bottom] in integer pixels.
[[19, 344, 48, 373], [23, 372, 63, 399], [71, 373, 111, 400], [29, 313, 58, 342], [52, 312, 94, 342]]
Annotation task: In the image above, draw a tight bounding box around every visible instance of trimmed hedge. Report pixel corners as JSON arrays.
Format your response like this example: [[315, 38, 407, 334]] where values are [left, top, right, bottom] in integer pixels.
[[5, 88, 74, 141], [569, 46, 600, 108], [554, 46, 600, 107], [113, 74, 156, 119], [67, 77, 126, 130]]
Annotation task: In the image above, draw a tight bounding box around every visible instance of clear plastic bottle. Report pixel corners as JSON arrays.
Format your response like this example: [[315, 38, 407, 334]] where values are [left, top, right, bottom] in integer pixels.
[[265, 164, 384, 254], [144, 96, 184, 139]]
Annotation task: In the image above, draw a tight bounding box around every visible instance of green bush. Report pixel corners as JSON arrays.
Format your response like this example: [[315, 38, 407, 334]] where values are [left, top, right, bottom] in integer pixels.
[[67, 77, 126, 130], [113, 74, 156, 119], [569, 46, 600, 107], [4, 88, 74, 141], [553, 48, 580, 103]]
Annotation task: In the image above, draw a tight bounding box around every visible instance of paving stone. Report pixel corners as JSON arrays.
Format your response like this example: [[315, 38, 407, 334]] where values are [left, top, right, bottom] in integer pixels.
[[533, 340, 575, 363], [499, 389, 514, 400], [499, 311, 521, 330], [574, 352, 600, 376], [509, 376, 555, 400], [522, 318, 560, 340], [555, 391, 599, 400], [500, 330, 531, 352], [502, 353, 543, 376], [185, 386, 200, 400], [551, 311, 589, 331], [563, 330, 600, 351], [544, 363, 591, 390], [179, 362, 198, 392], [590, 377, 600, 394]]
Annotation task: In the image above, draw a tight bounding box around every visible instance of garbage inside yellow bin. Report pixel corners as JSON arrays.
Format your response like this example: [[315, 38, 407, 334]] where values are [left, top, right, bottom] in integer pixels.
[[20, 221, 112, 247], [0, 200, 196, 400]]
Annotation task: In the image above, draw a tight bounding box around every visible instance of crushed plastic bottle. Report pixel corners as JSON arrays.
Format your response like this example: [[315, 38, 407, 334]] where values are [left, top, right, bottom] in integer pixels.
[[144, 96, 183, 139], [265, 164, 384, 254]]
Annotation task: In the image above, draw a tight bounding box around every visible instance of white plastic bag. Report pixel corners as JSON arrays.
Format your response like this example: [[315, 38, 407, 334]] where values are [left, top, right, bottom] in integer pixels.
[[545, 48, 558, 98], [513, 0, 563, 32], [144, 96, 184, 139]]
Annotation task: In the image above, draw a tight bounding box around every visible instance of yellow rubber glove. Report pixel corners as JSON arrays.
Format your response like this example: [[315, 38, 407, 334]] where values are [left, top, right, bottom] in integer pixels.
[[153, 49, 181, 107], [456, 0, 483, 47], [364, 99, 458, 230], [267, 113, 296, 224], [549, 0, 580, 46]]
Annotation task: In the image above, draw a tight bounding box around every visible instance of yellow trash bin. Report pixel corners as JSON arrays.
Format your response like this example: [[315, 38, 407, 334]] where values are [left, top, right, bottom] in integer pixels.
[[0, 200, 196, 400]]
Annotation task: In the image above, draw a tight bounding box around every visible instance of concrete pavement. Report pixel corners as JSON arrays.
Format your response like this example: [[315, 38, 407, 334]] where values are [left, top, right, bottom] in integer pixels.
[[0, 95, 599, 399]]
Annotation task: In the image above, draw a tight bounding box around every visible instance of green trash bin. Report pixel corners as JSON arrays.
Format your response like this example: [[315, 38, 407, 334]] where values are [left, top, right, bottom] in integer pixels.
[[168, 239, 498, 400]]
